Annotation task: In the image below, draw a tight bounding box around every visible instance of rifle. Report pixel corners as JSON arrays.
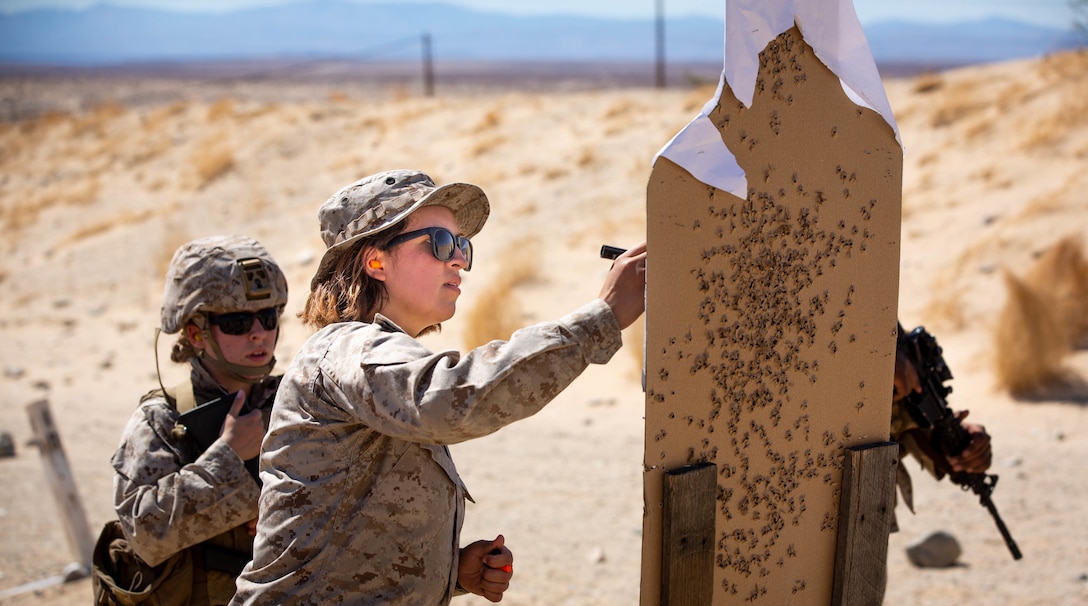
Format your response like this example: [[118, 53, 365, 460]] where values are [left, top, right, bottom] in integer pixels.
[[897, 324, 1022, 560]]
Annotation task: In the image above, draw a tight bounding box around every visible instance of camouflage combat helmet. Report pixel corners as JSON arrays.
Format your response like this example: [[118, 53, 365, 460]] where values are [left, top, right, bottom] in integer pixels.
[[161, 235, 288, 334]]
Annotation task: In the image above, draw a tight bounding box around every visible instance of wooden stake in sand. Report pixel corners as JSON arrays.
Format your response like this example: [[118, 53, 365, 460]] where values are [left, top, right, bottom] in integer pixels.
[[26, 399, 94, 571], [642, 1, 903, 603]]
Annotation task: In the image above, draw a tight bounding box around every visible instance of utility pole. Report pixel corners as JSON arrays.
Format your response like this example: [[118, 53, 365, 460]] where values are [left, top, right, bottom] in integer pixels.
[[655, 0, 666, 88], [422, 32, 435, 97]]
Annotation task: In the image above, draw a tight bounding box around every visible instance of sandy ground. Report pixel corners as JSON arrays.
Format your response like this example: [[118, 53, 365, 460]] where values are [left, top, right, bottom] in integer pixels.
[[1, 49, 1087, 605]]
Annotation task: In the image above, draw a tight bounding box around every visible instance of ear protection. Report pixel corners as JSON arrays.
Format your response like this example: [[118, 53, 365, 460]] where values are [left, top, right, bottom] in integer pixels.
[[368, 260, 382, 269]]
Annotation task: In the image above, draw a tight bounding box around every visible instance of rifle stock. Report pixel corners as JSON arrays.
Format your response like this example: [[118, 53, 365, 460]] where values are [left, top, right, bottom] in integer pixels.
[[898, 324, 1022, 561], [177, 394, 261, 486]]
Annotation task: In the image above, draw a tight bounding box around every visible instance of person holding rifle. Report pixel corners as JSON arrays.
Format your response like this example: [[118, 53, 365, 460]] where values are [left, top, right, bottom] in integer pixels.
[[892, 323, 1019, 559], [102, 235, 288, 605], [892, 335, 993, 491]]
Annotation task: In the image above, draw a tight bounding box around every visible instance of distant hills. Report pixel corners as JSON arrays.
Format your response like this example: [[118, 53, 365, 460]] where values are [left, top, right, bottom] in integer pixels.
[[0, 1, 1081, 70]]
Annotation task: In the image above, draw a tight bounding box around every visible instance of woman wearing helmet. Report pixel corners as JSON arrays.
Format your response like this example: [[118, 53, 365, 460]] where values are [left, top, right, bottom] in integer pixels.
[[230, 170, 647, 605], [108, 235, 288, 605]]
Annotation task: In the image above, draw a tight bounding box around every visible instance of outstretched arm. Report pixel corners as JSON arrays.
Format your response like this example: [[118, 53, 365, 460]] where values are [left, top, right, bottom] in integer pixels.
[[598, 241, 647, 330]]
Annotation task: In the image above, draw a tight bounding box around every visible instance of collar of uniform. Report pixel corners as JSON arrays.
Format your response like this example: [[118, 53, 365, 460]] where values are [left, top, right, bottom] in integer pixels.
[[371, 312, 408, 334]]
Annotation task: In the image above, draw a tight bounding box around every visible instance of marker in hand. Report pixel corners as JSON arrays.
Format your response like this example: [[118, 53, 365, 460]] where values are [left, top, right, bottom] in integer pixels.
[[490, 547, 513, 573], [600, 245, 626, 260]]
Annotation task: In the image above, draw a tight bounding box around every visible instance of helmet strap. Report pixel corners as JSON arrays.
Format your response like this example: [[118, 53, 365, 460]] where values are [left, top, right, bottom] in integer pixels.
[[199, 328, 275, 384], [196, 320, 279, 385], [153, 328, 169, 395]]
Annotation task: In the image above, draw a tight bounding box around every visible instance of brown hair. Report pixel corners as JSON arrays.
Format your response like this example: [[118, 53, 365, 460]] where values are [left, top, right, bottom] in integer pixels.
[[170, 329, 198, 363], [302, 218, 444, 336]]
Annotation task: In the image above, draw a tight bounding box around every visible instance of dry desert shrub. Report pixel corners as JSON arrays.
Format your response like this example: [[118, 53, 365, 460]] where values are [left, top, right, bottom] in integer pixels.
[[992, 269, 1069, 393], [190, 134, 235, 188], [68, 175, 101, 206], [6, 110, 68, 146], [141, 100, 189, 132], [65, 209, 155, 246], [508, 197, 537, 218], [2, 176, 100, 233], [461, 253, 538, 350], [576, 146, 596, 168], [542, 166, 568, 180], [971, 166, 995, 183], [1021, 51, 1088, 150], [1020, 99, 1088, 150], [206, 98, 237, 121], [356, 115, 387, 131], [1017, 176, 1079, 219], [963, 117, 993, 141], [995, 81, 1033, 113], [71, 100, 125, 138], [930, 80, 988, 128], [236, 103, 276, 122], [602, 98, 634, 121], [1023, 234, 1088, 348], [916, 151, 939, 166], [472, 108, 501, 133], [911, 72, 944, 94], [126, 134, 173, 168], [468, 134, 506, 158]]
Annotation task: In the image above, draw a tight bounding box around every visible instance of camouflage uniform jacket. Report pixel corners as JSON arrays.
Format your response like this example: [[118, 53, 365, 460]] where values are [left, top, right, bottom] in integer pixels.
[[890, 398, 943, 530], [231, 299, 622, 606], [112, 359, 278, 567]]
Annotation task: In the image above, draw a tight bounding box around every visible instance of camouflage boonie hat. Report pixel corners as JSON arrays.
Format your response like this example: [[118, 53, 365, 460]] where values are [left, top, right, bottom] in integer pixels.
[[310, 169, 489, 289], [160, 235, 288, 334]]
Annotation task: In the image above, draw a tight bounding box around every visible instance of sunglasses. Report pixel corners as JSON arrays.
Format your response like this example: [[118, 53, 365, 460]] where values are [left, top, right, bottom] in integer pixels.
[[207, 307, 280, 336], [384, 227, 474, 271]]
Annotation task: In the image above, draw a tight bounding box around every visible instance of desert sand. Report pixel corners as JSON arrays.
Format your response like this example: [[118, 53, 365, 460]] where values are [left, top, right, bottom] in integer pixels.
[[1, 49, 1087, 605]]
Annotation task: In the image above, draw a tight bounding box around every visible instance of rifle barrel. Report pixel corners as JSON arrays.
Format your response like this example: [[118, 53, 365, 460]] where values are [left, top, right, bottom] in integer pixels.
[[982, 494, 1022, 560]]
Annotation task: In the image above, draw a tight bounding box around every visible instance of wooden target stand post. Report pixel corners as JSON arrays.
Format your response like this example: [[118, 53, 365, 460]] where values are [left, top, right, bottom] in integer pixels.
[[27, 400, 94, 573], [641, 25, 902, 605]]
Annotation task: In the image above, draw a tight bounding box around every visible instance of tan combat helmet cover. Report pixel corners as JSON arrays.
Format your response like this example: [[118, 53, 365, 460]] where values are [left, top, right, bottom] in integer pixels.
[[161, 235, 288, 334], [310, 169, 489, 290]]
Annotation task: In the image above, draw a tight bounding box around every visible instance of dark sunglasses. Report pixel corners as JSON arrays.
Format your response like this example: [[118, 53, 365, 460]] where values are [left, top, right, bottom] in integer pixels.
[[384, 227, 473, 271], [207, 307, 280, 336]]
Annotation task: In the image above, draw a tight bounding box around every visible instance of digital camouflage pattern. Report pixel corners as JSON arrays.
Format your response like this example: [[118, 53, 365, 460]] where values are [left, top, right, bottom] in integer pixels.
[[112, 360, 280, 604], [310, 169, 490, 289], [161, 235, 288, 334], [230, 299, 622, 605]]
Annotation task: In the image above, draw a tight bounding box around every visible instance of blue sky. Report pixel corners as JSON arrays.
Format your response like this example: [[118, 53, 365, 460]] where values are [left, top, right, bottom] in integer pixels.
[[0, 0, 1078, 29]]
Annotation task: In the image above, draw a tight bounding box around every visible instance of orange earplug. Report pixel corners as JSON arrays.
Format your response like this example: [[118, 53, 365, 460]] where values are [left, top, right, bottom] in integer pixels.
[[368, 260, 382, 269]]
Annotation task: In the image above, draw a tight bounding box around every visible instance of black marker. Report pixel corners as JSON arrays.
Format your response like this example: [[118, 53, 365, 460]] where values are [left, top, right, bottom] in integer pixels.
[[600, 245, 627, 260]]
